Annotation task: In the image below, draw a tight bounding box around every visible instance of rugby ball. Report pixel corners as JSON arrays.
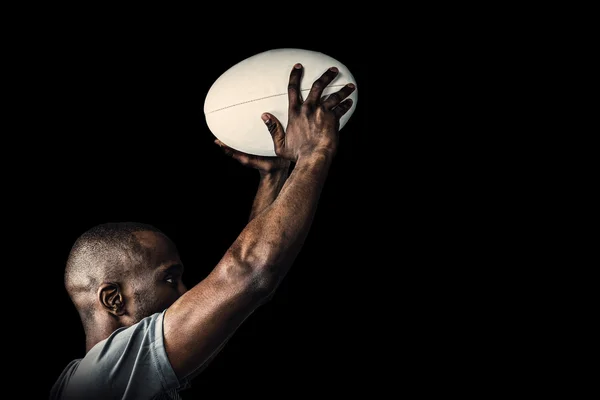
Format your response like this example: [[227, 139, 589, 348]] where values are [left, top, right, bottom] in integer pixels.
[[204, 48, 358, 156]]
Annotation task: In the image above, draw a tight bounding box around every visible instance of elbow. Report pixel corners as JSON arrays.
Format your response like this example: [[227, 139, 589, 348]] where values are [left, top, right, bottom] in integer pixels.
[[220, 249, 280, 299], [247, 263, 279, 299]]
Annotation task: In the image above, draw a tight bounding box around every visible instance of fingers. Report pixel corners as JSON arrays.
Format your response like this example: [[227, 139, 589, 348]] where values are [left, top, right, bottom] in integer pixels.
[[215, 138, 235, 157], [305, 67, 339, 104], [288, 63, 303, 111], [261, 113, 285, 155], [215, 139, 248, 162], [321, 83, 356, 110], [333, 98, 354, 119]]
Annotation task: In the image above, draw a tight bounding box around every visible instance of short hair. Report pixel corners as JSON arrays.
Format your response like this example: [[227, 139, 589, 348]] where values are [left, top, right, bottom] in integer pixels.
[[65, 221, 164, 326]]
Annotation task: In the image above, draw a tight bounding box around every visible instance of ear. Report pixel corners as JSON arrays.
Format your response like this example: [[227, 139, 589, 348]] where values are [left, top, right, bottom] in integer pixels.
[[98, 282, 126, 316]]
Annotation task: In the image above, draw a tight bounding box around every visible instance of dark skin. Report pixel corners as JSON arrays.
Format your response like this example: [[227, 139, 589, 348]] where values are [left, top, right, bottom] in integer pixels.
[[90, 230, 187, 352], [93, 143, 290, 354], [89, 64, 355, 382], [214, 138, 290, 222]]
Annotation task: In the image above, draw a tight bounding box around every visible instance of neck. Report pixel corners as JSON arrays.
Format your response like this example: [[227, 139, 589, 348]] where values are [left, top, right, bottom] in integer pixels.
[[85, 316, 122, 353]]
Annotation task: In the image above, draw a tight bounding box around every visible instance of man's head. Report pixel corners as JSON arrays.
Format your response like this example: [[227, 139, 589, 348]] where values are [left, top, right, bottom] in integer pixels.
[[65, 222, 187, 337]]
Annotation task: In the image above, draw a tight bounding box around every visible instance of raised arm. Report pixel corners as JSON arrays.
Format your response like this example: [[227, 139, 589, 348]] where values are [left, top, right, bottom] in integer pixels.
[[163, 64, 355, 380], [214, 139, 290, 222], [248, 167, 288, 221]]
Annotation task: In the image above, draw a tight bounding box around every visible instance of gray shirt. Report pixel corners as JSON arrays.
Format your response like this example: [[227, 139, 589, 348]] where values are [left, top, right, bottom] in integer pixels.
[[50, 310, 190, 399]]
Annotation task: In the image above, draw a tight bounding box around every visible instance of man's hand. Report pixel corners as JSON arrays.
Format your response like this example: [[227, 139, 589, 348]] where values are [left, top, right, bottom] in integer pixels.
[[261, 63, 355, 161], [214, 139, 290, 175]]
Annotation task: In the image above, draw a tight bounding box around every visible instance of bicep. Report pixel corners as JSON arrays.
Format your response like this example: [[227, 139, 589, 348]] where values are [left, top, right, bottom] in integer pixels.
[[163, 256, 267, 380]]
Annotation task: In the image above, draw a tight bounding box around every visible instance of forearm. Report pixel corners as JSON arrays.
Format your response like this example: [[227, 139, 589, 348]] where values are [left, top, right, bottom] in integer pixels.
[[229, 150, 334, 288], [163, 152, 332, 380], [248, 168, 289, 222]]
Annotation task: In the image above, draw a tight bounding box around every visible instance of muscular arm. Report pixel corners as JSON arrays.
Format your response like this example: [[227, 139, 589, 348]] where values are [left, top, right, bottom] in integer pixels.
[[237, 151, 333, 285], [163, 64, 354, 381], [248, 168, 289, 222], [163, 151, 333, 380]]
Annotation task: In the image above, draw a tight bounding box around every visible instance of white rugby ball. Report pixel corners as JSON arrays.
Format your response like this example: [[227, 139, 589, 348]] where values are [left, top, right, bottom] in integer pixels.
[[204, 48, 358, 156]]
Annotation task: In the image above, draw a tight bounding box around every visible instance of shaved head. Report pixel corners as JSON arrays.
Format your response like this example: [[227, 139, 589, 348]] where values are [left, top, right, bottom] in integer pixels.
[[65, 222, 185, 336]]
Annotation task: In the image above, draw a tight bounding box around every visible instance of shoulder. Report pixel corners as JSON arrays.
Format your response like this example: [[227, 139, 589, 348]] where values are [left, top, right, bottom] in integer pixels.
[[51, 310, 189, 399]]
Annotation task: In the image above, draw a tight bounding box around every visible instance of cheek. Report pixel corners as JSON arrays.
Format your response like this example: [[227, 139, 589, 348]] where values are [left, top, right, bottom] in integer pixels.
[[154, 285, 181, 308], [178, 281, 188, 295], [136, 285, 174, 314]]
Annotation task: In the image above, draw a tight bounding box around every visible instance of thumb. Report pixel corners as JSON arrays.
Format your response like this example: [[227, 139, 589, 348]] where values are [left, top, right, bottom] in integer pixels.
[[261, 113, 285, 153]]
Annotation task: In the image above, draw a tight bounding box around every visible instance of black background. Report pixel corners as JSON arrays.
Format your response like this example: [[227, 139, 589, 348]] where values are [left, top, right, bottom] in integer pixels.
[[11, 10, 530, 400], [32, 36, 372, 398]]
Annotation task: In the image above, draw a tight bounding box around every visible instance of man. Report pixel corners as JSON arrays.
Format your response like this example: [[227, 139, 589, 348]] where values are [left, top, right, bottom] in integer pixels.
[[50, 63, 355, 399]]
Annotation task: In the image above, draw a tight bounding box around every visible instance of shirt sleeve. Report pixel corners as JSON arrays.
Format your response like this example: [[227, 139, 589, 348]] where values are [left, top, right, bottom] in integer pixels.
[[58, 309, 189, 399]]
